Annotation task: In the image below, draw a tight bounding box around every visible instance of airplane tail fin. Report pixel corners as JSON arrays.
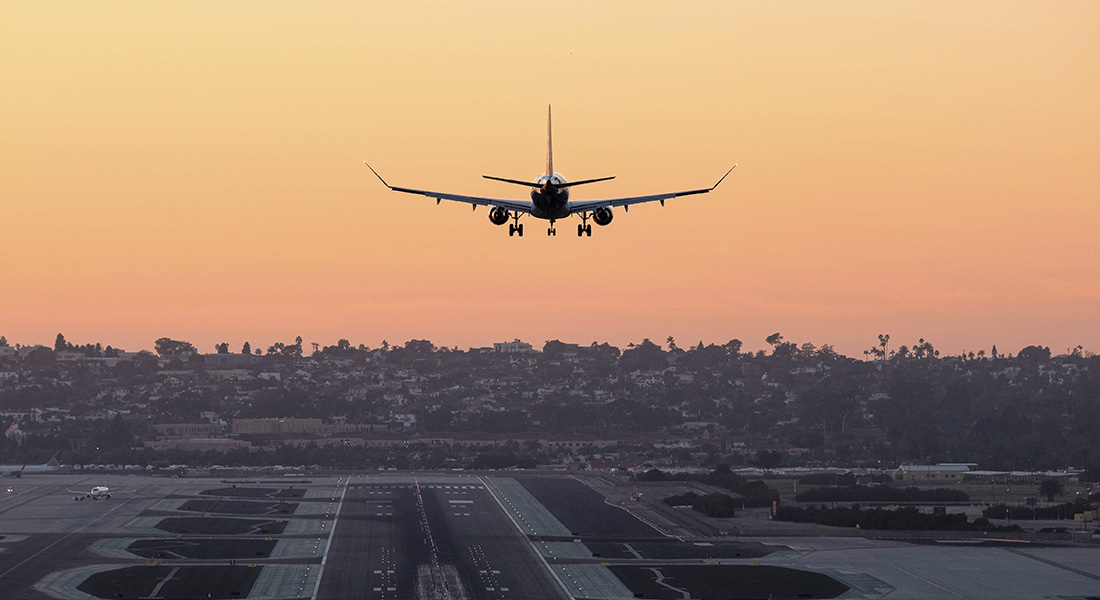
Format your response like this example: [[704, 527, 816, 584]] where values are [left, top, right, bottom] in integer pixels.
[[47, 451, 60, 468], [546, 104, 553, 177]]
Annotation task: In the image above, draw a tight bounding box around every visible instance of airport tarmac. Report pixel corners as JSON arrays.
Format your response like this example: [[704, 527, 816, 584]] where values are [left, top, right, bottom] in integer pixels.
[[0, 472, 1097, 599]]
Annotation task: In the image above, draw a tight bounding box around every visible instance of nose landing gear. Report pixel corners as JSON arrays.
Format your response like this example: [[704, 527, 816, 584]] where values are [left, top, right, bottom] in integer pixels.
[[578, 213, 593, 237], [547, 219, 557, 236]]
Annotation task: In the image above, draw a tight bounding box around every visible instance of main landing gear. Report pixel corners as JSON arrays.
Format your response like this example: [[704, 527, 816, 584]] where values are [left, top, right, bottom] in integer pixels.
[[577, 213, 592, 237], [508, 213, 524, 237]]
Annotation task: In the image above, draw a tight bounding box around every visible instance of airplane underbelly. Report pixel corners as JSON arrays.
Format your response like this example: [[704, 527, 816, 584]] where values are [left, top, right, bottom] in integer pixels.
[[531, 192, 570, 220]]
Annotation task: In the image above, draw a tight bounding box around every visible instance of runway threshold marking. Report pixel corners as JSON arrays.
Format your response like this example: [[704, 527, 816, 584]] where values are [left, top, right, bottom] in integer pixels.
[[478, 476, 572, 600], [309, 477, 350, 600]]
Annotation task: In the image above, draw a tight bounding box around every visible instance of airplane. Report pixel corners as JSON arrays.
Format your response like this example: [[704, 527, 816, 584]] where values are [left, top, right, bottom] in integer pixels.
[[365, 106, 735, 237], [67, 485, 134, 500], [0, 452, 62, 478]]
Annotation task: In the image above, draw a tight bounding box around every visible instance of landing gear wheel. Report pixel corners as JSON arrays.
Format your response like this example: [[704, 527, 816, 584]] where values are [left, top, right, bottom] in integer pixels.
[[585, 225, 592, 237], [509, 224, 515, 237], [517, 224, 523, 237], [548, 227, 556, 236], [578, 224, 584, 237]]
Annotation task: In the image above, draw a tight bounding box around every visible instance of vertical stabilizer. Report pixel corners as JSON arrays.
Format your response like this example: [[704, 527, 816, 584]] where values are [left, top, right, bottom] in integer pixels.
[[546, 105, 553, 177]]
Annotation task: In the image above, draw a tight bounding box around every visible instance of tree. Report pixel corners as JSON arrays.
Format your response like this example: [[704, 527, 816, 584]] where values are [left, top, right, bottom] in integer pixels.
[[619, 339, 666, 372], [155, 337, 196, 357], [666, 336, 678, 352], [1038, 478, 1064, 502], [215, 342, 230, 354], [242, 341, 251, 355], [724, 339, 742, 357], [55, 333, 68, 351], [24, 347, 55, 368], [0, 336, 7, 346], [1017, 345, 1051, 363], [543, 340, 569, 355], [765, 332, 784, 347]]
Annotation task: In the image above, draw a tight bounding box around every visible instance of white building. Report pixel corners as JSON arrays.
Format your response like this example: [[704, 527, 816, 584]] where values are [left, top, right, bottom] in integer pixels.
[[494, 339, 534, 354]]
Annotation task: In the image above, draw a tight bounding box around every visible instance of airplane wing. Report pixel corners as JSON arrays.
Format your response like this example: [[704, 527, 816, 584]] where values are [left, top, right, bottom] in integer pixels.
[[365, 164, 534, 214], [569, 165, 736, 214]]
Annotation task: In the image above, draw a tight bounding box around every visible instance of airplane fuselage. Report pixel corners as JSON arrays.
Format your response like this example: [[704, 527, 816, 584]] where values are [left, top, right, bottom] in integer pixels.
[[70, 485, 113, 500], [529, 173, 571, 219]]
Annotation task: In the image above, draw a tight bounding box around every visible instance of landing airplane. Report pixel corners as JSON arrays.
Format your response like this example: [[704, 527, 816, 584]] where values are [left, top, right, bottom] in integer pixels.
[[1, 452, 62, 478], [68, 485, 134, 500], [365, 106, 735, 237]]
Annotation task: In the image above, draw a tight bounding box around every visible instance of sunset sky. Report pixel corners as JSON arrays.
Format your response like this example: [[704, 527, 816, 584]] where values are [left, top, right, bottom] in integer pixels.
[[2, 2, 1098, 357]]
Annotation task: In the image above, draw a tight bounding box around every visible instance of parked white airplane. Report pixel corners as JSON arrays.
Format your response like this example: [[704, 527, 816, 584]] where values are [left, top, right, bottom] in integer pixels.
[[365, 106, 735, 237], [68, 485, 134, 500], [0, 452, 61, 478]]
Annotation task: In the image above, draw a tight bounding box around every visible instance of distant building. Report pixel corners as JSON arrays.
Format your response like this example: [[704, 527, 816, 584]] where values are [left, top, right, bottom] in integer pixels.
[[144, 438, 251, 452], [203, 353, 254, 369], [894, 463, 975, 481], [739, 442, 810, 458], [151, 422, 226, 437], [16, 345, 49, 359], [232, 418, 323, 435], [494, 339, 534, 354]]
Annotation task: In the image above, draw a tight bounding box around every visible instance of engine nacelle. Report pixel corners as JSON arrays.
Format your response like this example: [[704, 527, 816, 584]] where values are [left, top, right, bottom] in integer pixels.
[[488, 206, 509, 226], [593, 207, 614, 226]]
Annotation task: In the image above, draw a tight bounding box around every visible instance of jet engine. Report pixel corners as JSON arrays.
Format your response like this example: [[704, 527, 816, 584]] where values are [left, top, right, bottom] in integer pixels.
[[488, 206, 509, 225], [593, 207, 614, 226]]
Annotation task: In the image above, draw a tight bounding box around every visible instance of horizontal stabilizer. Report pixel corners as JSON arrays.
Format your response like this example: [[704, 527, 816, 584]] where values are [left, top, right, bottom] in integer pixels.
[[482, 175, 543, 188], [559, 176, 615, 188]]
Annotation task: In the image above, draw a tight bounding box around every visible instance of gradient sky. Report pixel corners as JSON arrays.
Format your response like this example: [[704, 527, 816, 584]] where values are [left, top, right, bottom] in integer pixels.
[[2, 2, 1098, 357]]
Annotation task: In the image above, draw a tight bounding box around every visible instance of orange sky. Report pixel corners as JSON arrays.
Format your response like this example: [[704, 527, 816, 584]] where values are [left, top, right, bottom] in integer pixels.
[[2, 2, 1098, 357]]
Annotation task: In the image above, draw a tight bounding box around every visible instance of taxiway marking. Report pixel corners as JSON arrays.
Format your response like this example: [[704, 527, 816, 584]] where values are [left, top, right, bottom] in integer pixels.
[[0, 494, 141, 581]]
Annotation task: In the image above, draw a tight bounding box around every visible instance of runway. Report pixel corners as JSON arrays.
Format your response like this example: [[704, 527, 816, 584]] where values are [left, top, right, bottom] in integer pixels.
[[0, 472, 1097, 599], [315, 475, 568, 600]]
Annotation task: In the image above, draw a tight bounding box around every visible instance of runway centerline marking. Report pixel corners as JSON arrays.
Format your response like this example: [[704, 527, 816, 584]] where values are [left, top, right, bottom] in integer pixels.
[[310, 477, 349, 600]]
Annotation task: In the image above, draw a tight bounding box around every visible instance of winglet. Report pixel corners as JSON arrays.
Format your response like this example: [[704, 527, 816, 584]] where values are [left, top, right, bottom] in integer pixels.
[[710, 164, 737, 191], [363, 162, 393, 189], [546, 105, 554, 177]]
